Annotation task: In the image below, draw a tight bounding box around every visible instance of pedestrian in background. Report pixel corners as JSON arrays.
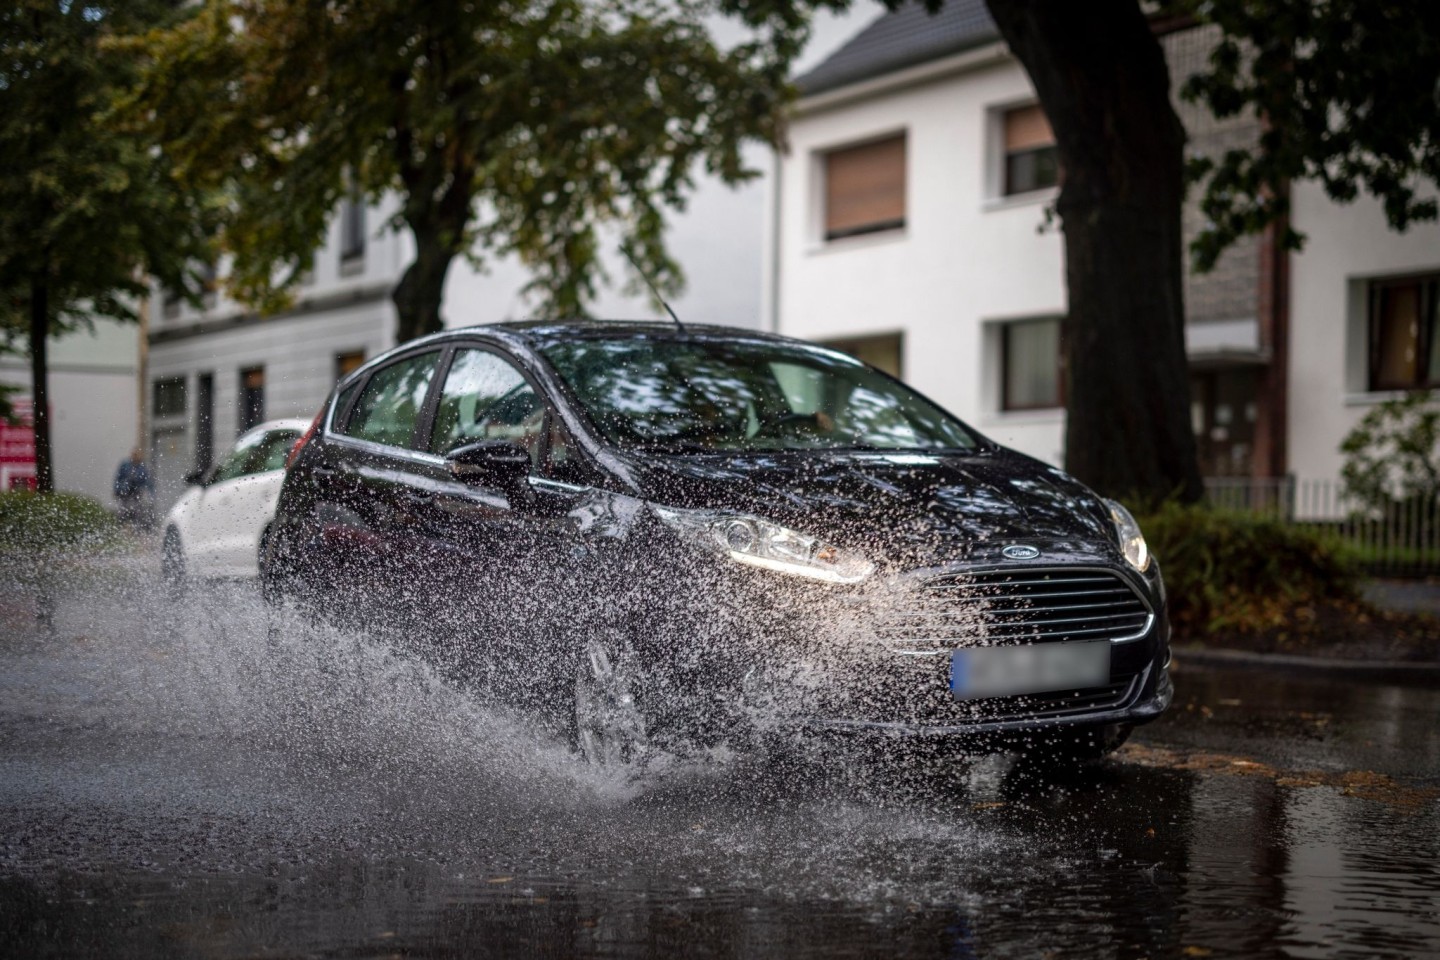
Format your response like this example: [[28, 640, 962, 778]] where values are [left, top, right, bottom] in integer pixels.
[[113, 448, 155, 531]]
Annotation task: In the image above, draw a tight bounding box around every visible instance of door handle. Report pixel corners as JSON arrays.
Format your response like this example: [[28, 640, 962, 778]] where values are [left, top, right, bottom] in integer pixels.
[[312, 465, 338, 478], [403, 490, 435, 504]]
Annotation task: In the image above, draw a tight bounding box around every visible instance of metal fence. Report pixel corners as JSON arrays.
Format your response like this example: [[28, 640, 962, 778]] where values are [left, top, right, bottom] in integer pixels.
[[1203, 477, 1440, 576]]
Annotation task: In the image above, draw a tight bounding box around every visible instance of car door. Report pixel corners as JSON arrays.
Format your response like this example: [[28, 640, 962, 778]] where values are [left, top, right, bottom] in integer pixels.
[[406, 343, 592, 691], [185, 433, 267, 575], [311, 347, 446, 631], [208, 428, 300, 577]]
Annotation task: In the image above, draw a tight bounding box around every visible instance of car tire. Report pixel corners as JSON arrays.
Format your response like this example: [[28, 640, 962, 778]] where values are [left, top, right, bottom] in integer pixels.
[[161, 528, 186, 599], [572, 638, 650, 766]]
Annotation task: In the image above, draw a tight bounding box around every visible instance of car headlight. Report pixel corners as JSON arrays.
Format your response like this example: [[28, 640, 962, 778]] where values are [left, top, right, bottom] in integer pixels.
[[1105, 499, 1151, 572], [651, 506, 875, 584]]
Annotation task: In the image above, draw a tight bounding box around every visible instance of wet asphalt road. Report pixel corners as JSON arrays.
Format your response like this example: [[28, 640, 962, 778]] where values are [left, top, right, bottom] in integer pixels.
[[0, 565, 1437, 959]]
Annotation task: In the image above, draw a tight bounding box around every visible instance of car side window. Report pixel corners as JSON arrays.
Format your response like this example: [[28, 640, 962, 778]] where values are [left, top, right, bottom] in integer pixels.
[[209, 442, 256, 484], [430, 348, 545, 465], [341, 351, 441, 450], [252, 430, 300, 473]]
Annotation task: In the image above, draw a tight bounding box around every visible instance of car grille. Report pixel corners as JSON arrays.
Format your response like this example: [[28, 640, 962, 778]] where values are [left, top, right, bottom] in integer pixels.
[[875, 567, 1152, 651]]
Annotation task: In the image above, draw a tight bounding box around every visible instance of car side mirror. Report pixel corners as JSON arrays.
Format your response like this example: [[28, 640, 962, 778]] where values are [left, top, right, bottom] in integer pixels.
[[445, 440, 533, 504], [183, 468, 207, 486]]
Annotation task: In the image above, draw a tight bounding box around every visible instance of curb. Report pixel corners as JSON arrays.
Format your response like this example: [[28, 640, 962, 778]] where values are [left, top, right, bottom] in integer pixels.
[[1174, 646, 1440, 685]]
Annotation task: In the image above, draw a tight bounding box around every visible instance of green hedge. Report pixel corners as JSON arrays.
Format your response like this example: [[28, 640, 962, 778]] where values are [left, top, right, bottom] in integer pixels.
[[1139, 502, 1361, 636], [0, 491, 124, 553]]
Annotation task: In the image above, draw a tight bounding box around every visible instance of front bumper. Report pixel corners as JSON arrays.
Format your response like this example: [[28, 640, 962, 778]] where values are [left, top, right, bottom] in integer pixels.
[[702, 557, 1173, 743]]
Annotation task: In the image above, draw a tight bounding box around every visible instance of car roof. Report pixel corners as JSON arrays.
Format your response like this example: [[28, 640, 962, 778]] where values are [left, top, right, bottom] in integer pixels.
[[246, 418, 312, 435], [412, 319, 806, 351]]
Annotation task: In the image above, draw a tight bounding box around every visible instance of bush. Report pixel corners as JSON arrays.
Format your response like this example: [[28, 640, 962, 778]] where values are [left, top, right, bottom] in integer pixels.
[[0, 491, 124, 553], [1139, 502, 1360, 637]]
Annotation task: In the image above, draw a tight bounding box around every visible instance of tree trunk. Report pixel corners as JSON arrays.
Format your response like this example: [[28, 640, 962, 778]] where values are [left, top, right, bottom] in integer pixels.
[[28, 277, 53, 495], [985, 0, 1203, 505], [392, 223, 458, 344]]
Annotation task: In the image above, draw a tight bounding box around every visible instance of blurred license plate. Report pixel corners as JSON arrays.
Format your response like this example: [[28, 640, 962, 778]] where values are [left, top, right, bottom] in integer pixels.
[[950, 641, 1110, 700]]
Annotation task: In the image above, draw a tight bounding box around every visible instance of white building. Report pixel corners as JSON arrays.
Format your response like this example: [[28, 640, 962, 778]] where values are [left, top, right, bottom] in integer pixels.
[[766, 1, 1440, 488], [0, 319, 139, 502]]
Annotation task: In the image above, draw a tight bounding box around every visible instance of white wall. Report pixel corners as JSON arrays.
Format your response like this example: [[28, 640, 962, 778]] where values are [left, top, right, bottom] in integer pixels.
[[775, 55, 1069, 465], [1287, 181, 1440, 484], [0, 319, 139, 503]]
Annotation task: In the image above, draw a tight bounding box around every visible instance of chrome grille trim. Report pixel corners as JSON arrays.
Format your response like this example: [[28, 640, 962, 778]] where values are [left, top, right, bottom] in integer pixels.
[[879, 566, 1155, 649]]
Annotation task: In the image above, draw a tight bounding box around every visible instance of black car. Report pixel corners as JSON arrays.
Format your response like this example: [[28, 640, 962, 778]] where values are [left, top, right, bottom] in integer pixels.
[[265, 321, 1171, 764]]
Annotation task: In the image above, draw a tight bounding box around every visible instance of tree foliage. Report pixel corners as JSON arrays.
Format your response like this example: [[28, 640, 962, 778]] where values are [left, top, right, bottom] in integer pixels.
[[125, 0, 800, 341], [1172, 0, 1440, 270], [1340, 391, 1440, 513], [1, 0, 217, 490]]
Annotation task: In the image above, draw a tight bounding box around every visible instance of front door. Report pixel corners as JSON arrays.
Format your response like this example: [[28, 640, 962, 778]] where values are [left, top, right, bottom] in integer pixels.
[[1191, 367, 1259, 478], [409, 344, 589, 695]]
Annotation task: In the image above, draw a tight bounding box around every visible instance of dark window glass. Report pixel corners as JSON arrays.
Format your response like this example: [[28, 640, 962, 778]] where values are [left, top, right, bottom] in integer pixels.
[[341, 351, 440, 449], [239, 367, 265, 432], [195, 373, 214, 471], [1369, 274, 1440, 391], [1002, 104, 1059, 196], [335, 350, 365, 380], [1002, 318, 1063, 411], [541, 337, 977, 453], [429, 348, 545, 464], [153, 377, 187, 419], [1004, 146, 1060, 196], [340, 196, 366, 262]]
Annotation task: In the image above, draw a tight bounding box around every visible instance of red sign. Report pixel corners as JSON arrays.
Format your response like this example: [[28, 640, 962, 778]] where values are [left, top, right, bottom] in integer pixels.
[[1, 399, 37, 489]]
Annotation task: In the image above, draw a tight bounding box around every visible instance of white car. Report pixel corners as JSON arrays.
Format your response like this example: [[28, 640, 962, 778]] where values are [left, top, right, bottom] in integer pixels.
[[161, 419, 310, 582]]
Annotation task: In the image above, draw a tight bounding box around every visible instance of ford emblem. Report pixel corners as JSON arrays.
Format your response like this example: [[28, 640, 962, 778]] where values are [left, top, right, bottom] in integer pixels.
[[1002, 544, 1040, 561]]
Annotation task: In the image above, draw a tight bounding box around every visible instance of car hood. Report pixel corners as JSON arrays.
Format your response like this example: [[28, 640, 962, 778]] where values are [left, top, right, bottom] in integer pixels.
[[613, 448, 1118, 562]]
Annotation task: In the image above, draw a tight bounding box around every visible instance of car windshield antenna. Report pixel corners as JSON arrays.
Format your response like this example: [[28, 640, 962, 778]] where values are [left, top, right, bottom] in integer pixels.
[[621, 245, 686, 333]]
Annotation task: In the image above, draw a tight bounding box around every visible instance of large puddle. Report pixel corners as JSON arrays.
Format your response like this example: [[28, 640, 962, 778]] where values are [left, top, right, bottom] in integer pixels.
[[1, 561, 1437, 957]]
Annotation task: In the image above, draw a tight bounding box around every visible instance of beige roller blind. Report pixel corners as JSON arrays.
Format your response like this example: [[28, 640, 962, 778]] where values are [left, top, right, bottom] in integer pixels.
[[824, 135, 906, 239], [1004, 104, 1054, 152]]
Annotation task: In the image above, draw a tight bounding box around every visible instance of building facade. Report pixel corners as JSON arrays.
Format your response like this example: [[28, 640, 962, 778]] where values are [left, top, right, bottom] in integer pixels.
[[0, 319, 140, 502], [765, 1, 1440, 491]]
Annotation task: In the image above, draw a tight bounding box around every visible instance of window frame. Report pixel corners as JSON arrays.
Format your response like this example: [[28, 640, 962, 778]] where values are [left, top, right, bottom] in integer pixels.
[[989, 101, 1060, 202], [238, 366, 266, 434], [332, 347, 447, 453], [1000, 316, 1066, 412], [1367, 272, 1440, 392], [818, 131, 908, 243], [152, 376, 187, 420], [339, 194, 367, 265]]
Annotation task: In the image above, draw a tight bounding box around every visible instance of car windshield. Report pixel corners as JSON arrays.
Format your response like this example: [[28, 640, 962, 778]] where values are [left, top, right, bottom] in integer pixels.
[[540, 335, 979, 453]]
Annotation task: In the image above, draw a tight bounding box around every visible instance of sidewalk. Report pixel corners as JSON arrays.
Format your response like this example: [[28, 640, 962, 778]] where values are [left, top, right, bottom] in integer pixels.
[[1362, 578, 1440, 616]]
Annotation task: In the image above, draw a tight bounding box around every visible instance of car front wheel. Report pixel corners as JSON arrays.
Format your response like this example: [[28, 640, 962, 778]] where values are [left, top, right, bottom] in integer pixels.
[[572, 639, 649, 766]]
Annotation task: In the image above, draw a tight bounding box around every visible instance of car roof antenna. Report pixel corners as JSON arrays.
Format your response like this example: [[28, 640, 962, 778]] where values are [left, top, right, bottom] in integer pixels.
[[621, 244, 687, 333]]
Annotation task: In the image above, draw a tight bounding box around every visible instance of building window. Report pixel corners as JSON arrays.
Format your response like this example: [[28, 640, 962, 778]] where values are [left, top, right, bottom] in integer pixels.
[[200, 262, 219, 309], [195, 372, 215, 472], [1368, 273, 1440, 391], [239, 366, 266, 432], [822, 134, 906, 241], [1001, 317, 1064, 411], [340, 194, 366, 265], [820, 332, 903, 379], [335, 350, 366, 380], [1002, 104, 1059, 197], [152, 376, 187, 419], [161, 288, 182, 320]]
